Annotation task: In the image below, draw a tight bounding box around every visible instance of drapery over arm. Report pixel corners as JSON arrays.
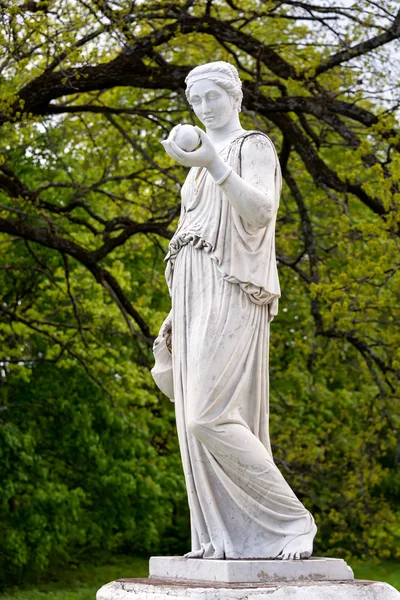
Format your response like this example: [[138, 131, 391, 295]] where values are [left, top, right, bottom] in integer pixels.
[[217, 134, 278, 229], [165, 132, 282, 320]]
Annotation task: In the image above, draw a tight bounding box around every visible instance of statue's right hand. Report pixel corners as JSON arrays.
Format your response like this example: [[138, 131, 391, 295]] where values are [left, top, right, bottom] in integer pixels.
[[152, 313, 174, 400], [157, 313, 172, 352]]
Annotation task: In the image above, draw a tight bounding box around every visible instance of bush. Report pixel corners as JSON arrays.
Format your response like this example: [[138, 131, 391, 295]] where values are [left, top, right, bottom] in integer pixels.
[[0, 362, 188, 588]]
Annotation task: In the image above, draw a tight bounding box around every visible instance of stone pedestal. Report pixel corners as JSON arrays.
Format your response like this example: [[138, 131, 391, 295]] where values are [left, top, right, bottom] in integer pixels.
[[96, 556, 400, 600], [150, 556, 354, 582]]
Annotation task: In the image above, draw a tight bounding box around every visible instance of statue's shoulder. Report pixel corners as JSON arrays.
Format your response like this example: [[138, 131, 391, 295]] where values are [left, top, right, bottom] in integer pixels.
[[233, 130, 276, 153], [230, 131, 280, 177], [227, 131, 279, 173]]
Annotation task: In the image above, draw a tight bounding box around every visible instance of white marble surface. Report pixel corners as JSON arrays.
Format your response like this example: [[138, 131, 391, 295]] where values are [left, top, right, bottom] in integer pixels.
[[153, 61, 318, 560], [97, 579, 400, 600], [174, 124, 200, 151], [149, 556, 354, 582]]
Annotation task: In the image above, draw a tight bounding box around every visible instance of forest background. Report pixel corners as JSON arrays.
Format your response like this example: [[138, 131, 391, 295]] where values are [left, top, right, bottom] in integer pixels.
[[0, 0, 399, 591]]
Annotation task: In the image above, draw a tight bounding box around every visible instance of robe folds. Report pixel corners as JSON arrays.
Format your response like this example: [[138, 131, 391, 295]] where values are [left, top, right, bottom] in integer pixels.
[[165, 131, 316, 559]]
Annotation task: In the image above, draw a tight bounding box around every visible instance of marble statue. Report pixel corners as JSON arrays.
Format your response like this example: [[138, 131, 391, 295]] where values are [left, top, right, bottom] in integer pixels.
[[152, 61, 317, 561]]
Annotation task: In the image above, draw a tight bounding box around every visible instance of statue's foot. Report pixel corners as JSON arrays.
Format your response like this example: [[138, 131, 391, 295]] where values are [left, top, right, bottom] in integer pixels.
[[277, 549, 311, 560], [184, 548, 205, 559], [277, 522, 317, 561]]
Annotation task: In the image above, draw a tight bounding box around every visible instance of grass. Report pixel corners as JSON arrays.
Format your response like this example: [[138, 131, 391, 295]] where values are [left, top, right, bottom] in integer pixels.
[[0, 556, 148, 600], [350, 559, 400, 591], [0, 556, 399, 599]]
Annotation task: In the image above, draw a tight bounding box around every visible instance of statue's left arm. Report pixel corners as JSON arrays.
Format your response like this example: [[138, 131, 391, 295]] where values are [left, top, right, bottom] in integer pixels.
[[161, 128, 276, 229], [208, 135, 276, 228]]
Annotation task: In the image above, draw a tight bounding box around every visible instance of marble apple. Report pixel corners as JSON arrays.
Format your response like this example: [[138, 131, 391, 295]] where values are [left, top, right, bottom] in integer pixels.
[[174, 124, 200, 152]]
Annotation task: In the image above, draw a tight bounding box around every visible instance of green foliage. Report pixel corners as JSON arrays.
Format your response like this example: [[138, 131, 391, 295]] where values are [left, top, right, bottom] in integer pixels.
[[0, 0, 399, 588], [0, 362, 188, 588]]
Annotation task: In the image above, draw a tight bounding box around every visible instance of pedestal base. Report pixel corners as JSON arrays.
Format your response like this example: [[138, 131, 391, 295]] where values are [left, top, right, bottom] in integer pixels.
[[97, 578, 400, 600], [150, 556, 354, 582], [97, 556, 400, 600]]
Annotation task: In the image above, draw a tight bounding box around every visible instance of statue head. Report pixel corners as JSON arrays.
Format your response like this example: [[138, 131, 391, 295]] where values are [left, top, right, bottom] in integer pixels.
[[185, 61, 243, 129]]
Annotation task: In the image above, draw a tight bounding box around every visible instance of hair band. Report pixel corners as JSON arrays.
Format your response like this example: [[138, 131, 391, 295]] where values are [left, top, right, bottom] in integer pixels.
[[185, 72, 237, 85]]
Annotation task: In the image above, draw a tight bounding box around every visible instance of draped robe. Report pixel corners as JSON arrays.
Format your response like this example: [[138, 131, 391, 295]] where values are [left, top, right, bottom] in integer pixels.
[[164, 131, 316, 559]]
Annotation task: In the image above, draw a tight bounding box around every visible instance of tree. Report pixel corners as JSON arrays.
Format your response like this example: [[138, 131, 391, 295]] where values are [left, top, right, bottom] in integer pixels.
[[0, 0, 399, 582]]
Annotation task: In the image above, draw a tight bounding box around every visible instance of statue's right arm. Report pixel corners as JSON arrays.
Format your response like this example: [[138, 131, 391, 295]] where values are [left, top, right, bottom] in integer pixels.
[[154, 310, 172, 352]]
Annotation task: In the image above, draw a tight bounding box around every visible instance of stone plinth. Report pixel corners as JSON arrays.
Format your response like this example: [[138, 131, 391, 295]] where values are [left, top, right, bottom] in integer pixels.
[[97, 556, 400, 600], [97, 578, 400, 600], [149, 556, 354, 583]]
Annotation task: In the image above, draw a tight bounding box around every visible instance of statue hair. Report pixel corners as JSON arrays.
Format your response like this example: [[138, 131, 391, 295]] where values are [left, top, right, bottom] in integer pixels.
[[185, 61, 243, 113]]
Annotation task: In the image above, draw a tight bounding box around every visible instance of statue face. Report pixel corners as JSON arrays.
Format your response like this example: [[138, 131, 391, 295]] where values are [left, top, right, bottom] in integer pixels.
[[188, 79, 236, 129]]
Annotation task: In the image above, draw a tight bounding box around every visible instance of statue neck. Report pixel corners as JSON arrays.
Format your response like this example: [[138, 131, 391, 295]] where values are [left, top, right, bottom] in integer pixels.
[[206, 113, 244, 152]]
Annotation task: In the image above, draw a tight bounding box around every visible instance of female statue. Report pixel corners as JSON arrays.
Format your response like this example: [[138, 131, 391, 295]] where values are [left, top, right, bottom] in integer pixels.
[[153, 61, 317, 560]]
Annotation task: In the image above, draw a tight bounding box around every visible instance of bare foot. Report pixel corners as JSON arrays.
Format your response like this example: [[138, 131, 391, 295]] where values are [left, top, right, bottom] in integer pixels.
[[184, 548, 205, 559], [277, 522, 317, 561], [277, 550, 311, 560]]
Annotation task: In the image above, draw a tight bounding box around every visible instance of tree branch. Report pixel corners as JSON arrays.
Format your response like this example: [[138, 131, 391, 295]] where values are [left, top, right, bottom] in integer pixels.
[[0, 215, 152, 342], [313, 9, 400, 77]]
